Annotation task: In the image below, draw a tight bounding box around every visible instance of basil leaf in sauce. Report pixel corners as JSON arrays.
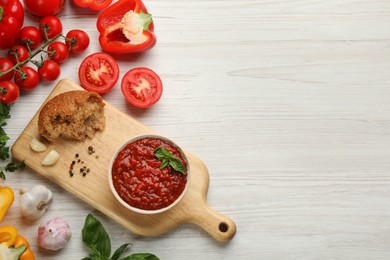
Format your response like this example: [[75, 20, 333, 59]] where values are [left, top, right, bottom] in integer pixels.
[[168, 157, 187, 175], [154, 147, 187, 175]]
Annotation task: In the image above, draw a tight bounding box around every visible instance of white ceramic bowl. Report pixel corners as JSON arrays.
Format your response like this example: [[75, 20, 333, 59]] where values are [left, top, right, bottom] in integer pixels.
[[108, 134, 190, 214]]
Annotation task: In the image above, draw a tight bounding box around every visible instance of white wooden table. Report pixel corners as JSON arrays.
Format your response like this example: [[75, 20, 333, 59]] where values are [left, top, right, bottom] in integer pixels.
[[2, 0, 390, 259]]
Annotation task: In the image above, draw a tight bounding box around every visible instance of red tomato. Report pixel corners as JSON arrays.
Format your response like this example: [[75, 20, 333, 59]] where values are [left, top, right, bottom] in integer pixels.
[[121, 67, 163, 108], [38, 60, 61, 81], [39, 16, 63, 40], [23, 0, 65, 17], [7, 45, 30, 65], [0, 58, 15, 81], [78, 52, 119, 93], [14, 67, 40, 90], [72, 0, 112, 11], [66, 30, 90, 53], [19, 26, 42, 49], [0, 81, 20, 104], [47, 42, 69, 63]]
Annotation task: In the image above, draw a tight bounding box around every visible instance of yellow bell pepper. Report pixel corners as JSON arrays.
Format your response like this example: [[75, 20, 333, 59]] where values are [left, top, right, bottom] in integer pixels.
[[0, 226, 27, 260], [0, 186, 14, 222], [14, 235, 35, 260], [0, 226, 18, 247]]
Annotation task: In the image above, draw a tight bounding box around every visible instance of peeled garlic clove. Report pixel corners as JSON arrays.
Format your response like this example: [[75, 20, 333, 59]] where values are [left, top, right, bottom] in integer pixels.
[[38, 217, 72, 251], [42, 150, 60, 166], [30, 138, 47, 152]]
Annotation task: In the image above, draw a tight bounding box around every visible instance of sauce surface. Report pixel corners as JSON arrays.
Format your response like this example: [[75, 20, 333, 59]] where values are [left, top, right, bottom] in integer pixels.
[[112, 137, 188, 210]]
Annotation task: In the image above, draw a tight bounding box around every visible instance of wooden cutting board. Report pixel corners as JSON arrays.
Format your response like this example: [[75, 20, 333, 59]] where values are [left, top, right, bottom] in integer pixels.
[[11, 79, 236, 242]]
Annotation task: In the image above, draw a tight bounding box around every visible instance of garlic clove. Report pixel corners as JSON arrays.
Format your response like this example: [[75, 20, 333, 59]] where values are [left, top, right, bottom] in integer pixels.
[[42, 149, 60, 166], [38, 217, 72, 251], [20, 184, 53, 220], [30, 138, 47, 152]]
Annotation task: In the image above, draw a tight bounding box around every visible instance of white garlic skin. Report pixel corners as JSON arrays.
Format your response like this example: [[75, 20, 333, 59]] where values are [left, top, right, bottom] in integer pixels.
[[38, 217, 72, 251], [20, 184, 53, 220]]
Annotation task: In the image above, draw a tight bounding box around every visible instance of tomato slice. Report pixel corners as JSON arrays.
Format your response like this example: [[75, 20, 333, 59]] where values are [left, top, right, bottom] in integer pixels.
[[121, 67, 163, 108], [72, 0, 113, 11], [78, 52, 119, 94]]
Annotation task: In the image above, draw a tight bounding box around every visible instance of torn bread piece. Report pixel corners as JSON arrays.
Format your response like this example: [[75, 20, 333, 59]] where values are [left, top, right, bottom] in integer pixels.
[[38, 90, 105, 142]]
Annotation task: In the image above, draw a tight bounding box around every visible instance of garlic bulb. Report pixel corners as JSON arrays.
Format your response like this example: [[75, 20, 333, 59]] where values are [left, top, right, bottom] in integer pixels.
[[38, 217, 72, 251], [20, 185, 53, 220]]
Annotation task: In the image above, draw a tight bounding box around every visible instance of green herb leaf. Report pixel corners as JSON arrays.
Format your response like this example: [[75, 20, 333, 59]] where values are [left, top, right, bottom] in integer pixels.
[[154, 147, 172, 159], [159, 159, 169, 169], [154, 147, 186, 175], [82, 214, 159, 260], [0, 170, 5, 180], [111, 243, 132, 260], [82, 214, 111, 259], [0, 146, 9, 160], [5, 160, 25, 172], [168, 158, 187, 175], [120, 253, 160, 260]]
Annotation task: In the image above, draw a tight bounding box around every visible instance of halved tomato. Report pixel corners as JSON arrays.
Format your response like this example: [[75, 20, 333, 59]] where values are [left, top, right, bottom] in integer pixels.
[[72, 0, 112, 11], [121, 67, 163, 108], [78, 52, 119, 93]]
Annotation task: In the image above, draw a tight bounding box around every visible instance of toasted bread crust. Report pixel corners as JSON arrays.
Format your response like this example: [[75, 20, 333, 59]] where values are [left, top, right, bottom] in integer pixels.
[[38, 90, 105, 142]]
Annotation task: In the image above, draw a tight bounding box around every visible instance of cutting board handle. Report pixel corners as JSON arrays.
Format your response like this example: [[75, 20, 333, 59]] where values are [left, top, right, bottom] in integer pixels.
[[189, 204, 237, 242]]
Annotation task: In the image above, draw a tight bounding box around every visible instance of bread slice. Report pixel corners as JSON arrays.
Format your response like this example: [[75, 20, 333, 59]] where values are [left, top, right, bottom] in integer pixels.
[[38, 90, 105, 142]]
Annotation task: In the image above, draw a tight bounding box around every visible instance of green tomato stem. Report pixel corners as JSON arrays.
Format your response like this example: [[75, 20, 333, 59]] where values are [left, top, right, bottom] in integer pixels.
[[0, 33, 64, 77], [0, 7, 3, 23]]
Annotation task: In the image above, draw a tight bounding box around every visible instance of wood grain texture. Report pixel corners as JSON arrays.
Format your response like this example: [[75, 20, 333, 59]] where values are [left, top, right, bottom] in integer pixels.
[[11, 79, 236, 241], [1, 0, 390, 259]]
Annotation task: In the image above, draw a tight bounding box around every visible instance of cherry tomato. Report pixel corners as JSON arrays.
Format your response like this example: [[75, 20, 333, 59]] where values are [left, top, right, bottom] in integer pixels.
[[19, 26, 42, 49], [121, 67, 163, 108], [14, 67, 40, 90], [7, 45, 30, 65], [0, 81, 20, 104], [38, 60, 61, 81], [47, 42, 69, 64], [66, 30, 90, 53], [78, 52, 119, 93], [0, 58, 15, 82], [39, 16, 63, 40], [23, 0, 65, 17], [72, 0, 112, 11]]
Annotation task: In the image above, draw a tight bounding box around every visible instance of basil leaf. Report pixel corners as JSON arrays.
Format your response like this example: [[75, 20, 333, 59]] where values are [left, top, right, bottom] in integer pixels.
[[154, 147, 187, 175], [111, 243, 132, 260], [120, 253, 160, 260], [82, 214, 111, 258], [159, 159, 169, 169], [154, 147, 172, 159], [169, 158, 187, 175]]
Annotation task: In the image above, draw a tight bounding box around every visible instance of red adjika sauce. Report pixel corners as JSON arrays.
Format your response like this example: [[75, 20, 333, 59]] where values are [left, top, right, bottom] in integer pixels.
[[111, 137, 188, 210]]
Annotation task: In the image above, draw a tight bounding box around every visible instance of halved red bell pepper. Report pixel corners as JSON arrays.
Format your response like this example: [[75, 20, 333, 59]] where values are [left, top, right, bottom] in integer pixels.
[[0, 0, 24, 50], [96, 0, 156, 54]]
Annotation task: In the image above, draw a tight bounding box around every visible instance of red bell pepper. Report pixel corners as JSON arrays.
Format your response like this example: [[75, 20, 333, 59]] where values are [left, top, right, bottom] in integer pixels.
[[96, 0, 156, 54], [0, 0, 24, 50]]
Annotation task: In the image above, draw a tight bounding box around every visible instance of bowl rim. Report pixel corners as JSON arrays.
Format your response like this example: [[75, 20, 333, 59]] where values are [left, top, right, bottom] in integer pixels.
[[108, 134, 191, 215]]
